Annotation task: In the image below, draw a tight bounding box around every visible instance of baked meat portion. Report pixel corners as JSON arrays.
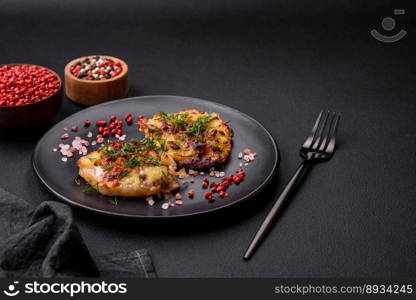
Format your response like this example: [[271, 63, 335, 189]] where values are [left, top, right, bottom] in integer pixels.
[[77, 139, 179, 197]]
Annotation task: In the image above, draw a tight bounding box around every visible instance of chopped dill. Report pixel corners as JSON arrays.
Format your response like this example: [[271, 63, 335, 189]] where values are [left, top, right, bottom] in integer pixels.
[[118, 169, 130, 179], [156, 111, 213, 140], [144, 156, 161, 166], [110, 196, 120, 206], [158, 138, 168, 152], [148, 127, 164, 136], [103, 163, 114, 171], [83, 182, 98, 193], [139, 137, 159, 151], [157, 112, 189, 131], [124, 156, 141, 169], [185, 114, 213, 139]]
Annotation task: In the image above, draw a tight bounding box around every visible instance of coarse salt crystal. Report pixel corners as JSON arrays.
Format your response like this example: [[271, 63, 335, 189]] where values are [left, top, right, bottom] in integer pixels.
[[72, 140, 81, 148], [219, 172, 225, 177], [148, 199, 155, 206], [61, 157, 67, 162], [189, 169, 198, 176], [175, 200, 183, 205], [245, 163, 249, 166], [91, 141, 97, 146], [87, 132, 93, 138], [52, 148, 57, 152], [161, 203, 169, 210], [238, 152, 243, 159]]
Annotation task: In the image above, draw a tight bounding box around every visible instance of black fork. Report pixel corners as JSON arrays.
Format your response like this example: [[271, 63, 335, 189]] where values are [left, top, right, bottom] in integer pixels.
[[243, 111, 341, 260]]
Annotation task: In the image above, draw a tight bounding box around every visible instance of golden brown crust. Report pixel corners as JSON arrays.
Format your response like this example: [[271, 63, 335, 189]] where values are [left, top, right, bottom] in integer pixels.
[[77, 140, 179, 197], [76, 109, 232, 198]]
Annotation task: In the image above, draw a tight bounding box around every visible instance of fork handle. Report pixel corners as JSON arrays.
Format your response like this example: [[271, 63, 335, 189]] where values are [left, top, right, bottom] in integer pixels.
[[243, 160, 312, 260]]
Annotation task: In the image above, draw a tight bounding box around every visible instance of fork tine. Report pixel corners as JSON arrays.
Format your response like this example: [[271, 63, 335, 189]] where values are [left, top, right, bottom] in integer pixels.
[[325, 113, 340, 153], [319, 112, 336, 152], [302, 111, 323, 149], [311, 111, 330, 150]]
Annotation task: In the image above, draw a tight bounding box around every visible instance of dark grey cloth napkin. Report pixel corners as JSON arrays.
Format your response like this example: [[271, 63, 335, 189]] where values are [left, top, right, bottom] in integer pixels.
[[0, 187, 156, 278]]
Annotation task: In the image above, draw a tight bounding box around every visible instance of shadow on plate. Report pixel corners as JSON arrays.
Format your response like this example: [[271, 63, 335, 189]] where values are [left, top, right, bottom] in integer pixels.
[[73, 171, 281, 235]]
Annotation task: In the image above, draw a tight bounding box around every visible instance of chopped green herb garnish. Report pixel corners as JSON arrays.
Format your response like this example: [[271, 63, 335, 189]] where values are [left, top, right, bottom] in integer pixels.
[[158, 138, 168, 152], [144, 156, 161, 166], [118, 169, 130, 179], [156, 111, 213, 140], [110, 196, 120, 206], [148, 127, 164, 136], [83, 182, 98, 193], [74, 177, 81, 185], [103, 163, 114, 171], [124, 156, 141, 169], [185, 114, 213, 139], [139, 137, 159, 151], [157, 112, 190, 132]]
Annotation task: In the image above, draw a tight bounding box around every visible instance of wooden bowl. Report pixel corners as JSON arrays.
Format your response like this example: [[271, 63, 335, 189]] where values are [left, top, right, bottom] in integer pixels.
[[64, 55, 129, 106], [0, 64, 63, 131]]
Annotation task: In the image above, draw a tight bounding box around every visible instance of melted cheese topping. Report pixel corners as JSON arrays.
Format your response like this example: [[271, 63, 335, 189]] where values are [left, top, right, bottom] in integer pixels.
[[77, 146, 179, 197], [139, 109, 232, 169]]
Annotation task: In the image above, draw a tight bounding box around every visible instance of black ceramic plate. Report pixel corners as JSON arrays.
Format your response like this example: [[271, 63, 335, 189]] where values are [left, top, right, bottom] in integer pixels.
[[33, 96, 279, 219]]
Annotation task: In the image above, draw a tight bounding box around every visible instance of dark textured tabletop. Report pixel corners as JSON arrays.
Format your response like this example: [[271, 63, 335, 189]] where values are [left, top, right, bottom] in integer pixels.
[[1, 0, 415, 277]]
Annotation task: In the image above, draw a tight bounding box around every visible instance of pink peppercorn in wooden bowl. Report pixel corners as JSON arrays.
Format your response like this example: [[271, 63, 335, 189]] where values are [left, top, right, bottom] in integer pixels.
[[64, 55, 129, 106], [0, 64, 63, 131]]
